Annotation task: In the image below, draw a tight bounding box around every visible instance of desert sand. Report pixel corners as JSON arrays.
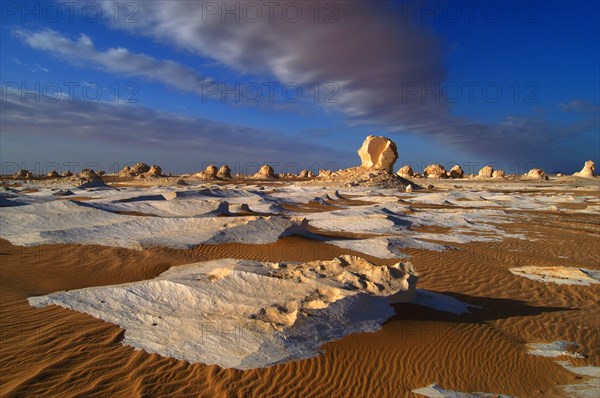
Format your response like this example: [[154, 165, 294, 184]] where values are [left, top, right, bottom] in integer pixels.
[[1, 137, 599, 397]]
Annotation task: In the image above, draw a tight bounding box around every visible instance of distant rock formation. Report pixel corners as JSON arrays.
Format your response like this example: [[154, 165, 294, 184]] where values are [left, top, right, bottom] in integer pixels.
[[448, 165, 464, 179], [143, 165, 162, 178], [318, 169, 333, 177], [78, 169, 98, 179], [217, 165, 232, 179], [358, 135, 398, 172], [14, 170, 32, 180], [492, 170, 505, 178], [205, 165, 218, 178], [194, 165, 219, 179], [252, 165, 275, 179], [119, 163, 155, 177], [131, 162, 151, 175], [573, 160, 595, 178], [62, 170, 73, 177], [298, 170, 315, 178], [478, 166, 494, 178], [397, 165, 414, 177], [423, 164, 447, 179], [524, 168, 547, 180], [47, 170, 59, 178]]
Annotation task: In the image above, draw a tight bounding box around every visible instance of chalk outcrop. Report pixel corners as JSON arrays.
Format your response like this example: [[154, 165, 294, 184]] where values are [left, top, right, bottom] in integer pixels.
[[78, 169, 98, 179], [120, 163, 155, 177], [358, 135, 398, 172], [28, 255, 418, 369], [448, 165, 464, 179], [524, 168, 546, 180], [478, 166, 494, 178], [397, 165, 414, 177], [299, 170, 315, 178], [217, 165, 232, 179], [252, 165, 276, 179], [492, 170, 506, 178], [13, 170, 32, 180], [423, 164, 447, 179], [573, 160, 595, 178], [314, 136, 413, 188]]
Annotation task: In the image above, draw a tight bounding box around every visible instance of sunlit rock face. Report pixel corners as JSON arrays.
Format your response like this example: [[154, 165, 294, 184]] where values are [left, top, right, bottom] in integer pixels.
[[574, 160, 595, 178], [29, 256, 418, 369], [424, 164, 447, 179], [358, 135, 398, 172]]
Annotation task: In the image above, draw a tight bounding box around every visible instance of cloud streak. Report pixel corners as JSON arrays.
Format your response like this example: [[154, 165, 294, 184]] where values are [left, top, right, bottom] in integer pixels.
[[0, 88, 346, 171], [14, 28, 212, 96], [92, 0, 598, 161]]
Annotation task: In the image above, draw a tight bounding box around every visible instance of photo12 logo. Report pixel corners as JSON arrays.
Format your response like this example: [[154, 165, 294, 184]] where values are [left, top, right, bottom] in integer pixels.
[[2, 81, 139, 103], [0, 1, 139, 24]]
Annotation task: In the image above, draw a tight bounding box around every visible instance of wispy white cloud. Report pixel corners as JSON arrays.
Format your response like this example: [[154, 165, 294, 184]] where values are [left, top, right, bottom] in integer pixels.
[[560, 100, 600, 113], [14, 28, 211, 95], [11, 56, 49, 73]]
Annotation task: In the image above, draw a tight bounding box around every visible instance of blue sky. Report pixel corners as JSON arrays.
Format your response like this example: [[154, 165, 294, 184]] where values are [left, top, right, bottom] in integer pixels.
[[1, 0, 598, 175]]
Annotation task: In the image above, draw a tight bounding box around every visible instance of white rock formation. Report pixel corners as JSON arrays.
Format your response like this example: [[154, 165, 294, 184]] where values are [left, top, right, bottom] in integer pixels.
[[573, 160, 595, 178], [478, 165, 494, 178], [252, 165, 275, 179], [357, 135, 398, 172], [523, 168, 546, 179], [217, 165, 232, 179], [397, 165, 414, 177], [492, 170, 506, 178], [423, 164, 447, 178], [29, 255, 418, 369], [510, 266, 600, 286], [448, 165, 464, 178]]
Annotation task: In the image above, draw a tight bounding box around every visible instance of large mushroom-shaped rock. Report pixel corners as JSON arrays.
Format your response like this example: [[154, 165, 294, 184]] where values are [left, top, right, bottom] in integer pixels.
[[47, 170, 60, 178], [357, 135, 398, 172], [397, 165, 414, 177], [573, 160, 595, 178], [492, 170, 505, 178], [478, 166, 494, 178], [253, 165, 275, 179], [423, 164, 447, 178], [217, 165, 232, 179], [14, 170, 32, 180], [524, 168, 546, 180], [448, 165, 464, 179]]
